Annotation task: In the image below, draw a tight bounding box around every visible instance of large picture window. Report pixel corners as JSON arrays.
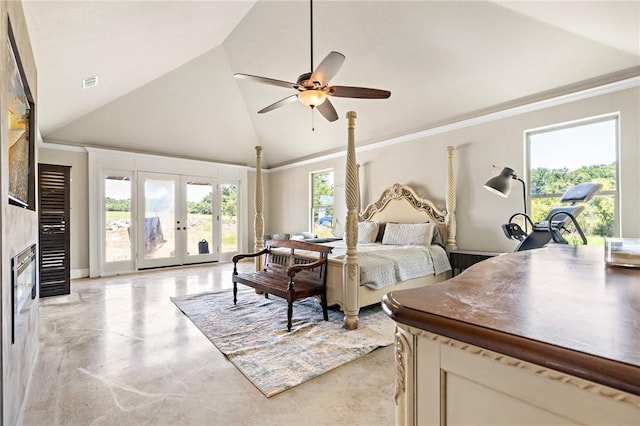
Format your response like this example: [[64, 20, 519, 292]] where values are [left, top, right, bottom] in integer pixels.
[[527, 115, 619, 244], [311, 170, 334, 238]]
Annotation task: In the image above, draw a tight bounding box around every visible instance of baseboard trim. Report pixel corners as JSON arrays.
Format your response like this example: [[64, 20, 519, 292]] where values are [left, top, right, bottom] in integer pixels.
[[71, 268, 89, 279]]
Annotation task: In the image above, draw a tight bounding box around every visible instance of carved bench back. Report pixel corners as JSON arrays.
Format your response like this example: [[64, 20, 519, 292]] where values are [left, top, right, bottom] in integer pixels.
[[265, 240, 333, 283]]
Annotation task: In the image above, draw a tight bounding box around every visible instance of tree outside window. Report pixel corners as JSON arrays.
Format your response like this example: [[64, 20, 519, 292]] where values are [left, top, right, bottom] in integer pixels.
[[311, 170, 334, 237], [527, 116, 618, 245], [220, 184, 238, 253]]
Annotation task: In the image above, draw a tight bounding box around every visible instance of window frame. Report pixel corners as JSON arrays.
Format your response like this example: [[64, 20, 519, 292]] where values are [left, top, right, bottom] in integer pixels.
[[101, 169, 136, 275], [219, 180, 240, 260], [525, 113, 620, 237]]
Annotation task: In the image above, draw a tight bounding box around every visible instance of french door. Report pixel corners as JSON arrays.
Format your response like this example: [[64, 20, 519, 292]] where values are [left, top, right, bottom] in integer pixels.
[[137, 172, 218, 269]]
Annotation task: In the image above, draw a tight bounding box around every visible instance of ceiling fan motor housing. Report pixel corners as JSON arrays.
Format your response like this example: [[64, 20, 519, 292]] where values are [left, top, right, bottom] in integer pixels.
[[297, 72, 322, 90]]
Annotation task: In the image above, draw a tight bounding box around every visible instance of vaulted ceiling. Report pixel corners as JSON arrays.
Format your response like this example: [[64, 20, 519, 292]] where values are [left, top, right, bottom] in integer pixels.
[[23, 1, 640, 168]]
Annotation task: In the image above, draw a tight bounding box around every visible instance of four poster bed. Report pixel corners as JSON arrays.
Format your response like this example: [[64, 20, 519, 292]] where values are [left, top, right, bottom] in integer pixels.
[[251, 112, 457, 329]]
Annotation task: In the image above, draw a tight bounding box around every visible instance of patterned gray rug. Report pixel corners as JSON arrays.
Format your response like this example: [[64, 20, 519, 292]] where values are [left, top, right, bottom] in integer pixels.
[[171, 290, 394, 397]]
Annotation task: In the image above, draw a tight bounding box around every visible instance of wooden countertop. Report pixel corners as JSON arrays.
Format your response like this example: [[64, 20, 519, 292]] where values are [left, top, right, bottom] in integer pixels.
[[382, 245, 640, 396]]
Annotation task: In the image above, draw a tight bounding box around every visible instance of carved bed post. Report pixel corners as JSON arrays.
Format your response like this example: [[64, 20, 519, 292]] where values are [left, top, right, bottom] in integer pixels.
[[344, 111, 360, 330], [254, 146, 264, 271], [446, 145, 457, 250], [356, 163, 361, 214]]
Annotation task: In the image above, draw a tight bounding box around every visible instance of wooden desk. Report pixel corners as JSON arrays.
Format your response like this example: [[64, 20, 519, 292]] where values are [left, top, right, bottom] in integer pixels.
[[383, 245, 640, 425]]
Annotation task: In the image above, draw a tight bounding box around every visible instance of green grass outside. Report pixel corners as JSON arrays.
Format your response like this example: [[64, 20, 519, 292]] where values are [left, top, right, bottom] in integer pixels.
[[106, 211, 130, 223]]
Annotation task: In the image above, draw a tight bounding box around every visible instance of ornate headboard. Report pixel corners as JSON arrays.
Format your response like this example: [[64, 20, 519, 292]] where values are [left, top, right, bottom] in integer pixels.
[[360, 183, 448, 246]]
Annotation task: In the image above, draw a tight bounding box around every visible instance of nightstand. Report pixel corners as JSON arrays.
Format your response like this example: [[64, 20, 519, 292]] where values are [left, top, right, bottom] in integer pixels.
[[449, 249, 505, 276]]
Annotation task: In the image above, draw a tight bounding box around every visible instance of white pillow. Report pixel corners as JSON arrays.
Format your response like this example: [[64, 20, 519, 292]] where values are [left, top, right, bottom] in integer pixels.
[[382, 223, 435, 246], [358, 221, 379, 244]]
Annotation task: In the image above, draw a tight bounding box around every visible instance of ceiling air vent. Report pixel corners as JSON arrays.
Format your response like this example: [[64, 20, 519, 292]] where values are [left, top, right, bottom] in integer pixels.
[[82, 75, 98, 89]]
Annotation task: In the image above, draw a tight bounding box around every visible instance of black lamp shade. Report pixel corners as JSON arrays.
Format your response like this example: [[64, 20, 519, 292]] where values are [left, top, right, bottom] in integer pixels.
[[484, 167, 516, 197]]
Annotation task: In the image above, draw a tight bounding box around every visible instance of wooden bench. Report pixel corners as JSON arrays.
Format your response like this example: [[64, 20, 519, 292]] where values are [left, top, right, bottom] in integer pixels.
[[231, 240, 334, 331]]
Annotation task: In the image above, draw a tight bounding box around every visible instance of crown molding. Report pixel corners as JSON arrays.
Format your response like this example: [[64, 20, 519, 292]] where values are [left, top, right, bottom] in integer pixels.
[[269, 74, 640, 172]]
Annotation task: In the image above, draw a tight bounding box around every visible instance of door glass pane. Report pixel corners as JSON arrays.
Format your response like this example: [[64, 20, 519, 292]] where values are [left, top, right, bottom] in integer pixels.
[[144, 179, 175, 259], [221, 184, 238, 253], [186, 181, 213, 256], [105, 176, 131, 262]]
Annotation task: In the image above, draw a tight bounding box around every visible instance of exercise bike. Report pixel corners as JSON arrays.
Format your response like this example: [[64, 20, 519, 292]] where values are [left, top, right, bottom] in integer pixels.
[[502, 182, 602, 252]]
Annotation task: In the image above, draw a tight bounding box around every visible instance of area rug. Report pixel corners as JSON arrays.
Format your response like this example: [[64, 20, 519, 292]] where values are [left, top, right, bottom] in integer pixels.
[[170, 291, 394, 397]]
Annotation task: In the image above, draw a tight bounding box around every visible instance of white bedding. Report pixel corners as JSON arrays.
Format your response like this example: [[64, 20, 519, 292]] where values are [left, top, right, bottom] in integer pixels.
[[323, 241, 451, 289]]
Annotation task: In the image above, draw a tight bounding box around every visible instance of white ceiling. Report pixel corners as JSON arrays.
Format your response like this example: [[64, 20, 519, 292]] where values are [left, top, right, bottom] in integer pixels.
[[22, 1, 640, 168], [22, 0, 256, 134]]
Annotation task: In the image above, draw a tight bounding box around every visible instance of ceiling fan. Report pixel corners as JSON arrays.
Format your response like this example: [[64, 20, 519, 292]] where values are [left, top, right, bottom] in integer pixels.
[[234, 0, 391, 124]]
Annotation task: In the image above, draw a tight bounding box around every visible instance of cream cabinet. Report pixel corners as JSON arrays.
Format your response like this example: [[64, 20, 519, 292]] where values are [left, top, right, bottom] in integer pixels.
[[394, 325, 640, 426], [383, 246, 640, 426]]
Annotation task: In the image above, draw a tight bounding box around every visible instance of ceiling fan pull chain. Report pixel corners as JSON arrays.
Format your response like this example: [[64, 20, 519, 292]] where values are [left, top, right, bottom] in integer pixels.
[[311, 108, 316, 132]]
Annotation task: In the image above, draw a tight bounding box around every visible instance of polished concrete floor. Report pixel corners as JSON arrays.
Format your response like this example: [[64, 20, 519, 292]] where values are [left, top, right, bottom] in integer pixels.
[[18, 262, 395, 425]]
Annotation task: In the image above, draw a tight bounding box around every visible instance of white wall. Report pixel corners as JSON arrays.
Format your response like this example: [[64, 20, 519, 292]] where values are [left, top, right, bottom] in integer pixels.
[[266, 86, 640, 253], [1, 1, 39, 424]]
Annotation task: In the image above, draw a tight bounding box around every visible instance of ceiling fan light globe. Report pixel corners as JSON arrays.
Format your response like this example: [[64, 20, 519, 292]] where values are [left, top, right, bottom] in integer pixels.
[[298, 90, 327, 107]]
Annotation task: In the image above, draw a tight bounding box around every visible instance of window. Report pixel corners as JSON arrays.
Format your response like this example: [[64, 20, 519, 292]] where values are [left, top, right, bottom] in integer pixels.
[[185, 179, 214, 256], [104, 175, 132, 263], [311, 170, 334, 237], [220, 183, 239, 254], [526, 115, 619, 244]]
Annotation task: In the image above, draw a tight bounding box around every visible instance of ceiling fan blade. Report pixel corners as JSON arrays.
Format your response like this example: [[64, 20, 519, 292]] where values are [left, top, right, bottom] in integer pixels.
[[234, 73, 297, 89], [258, 94, 299, 114], [317, 98, 338, 122], [310, 51, 345, 86], [328, 85, 391, 99]]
